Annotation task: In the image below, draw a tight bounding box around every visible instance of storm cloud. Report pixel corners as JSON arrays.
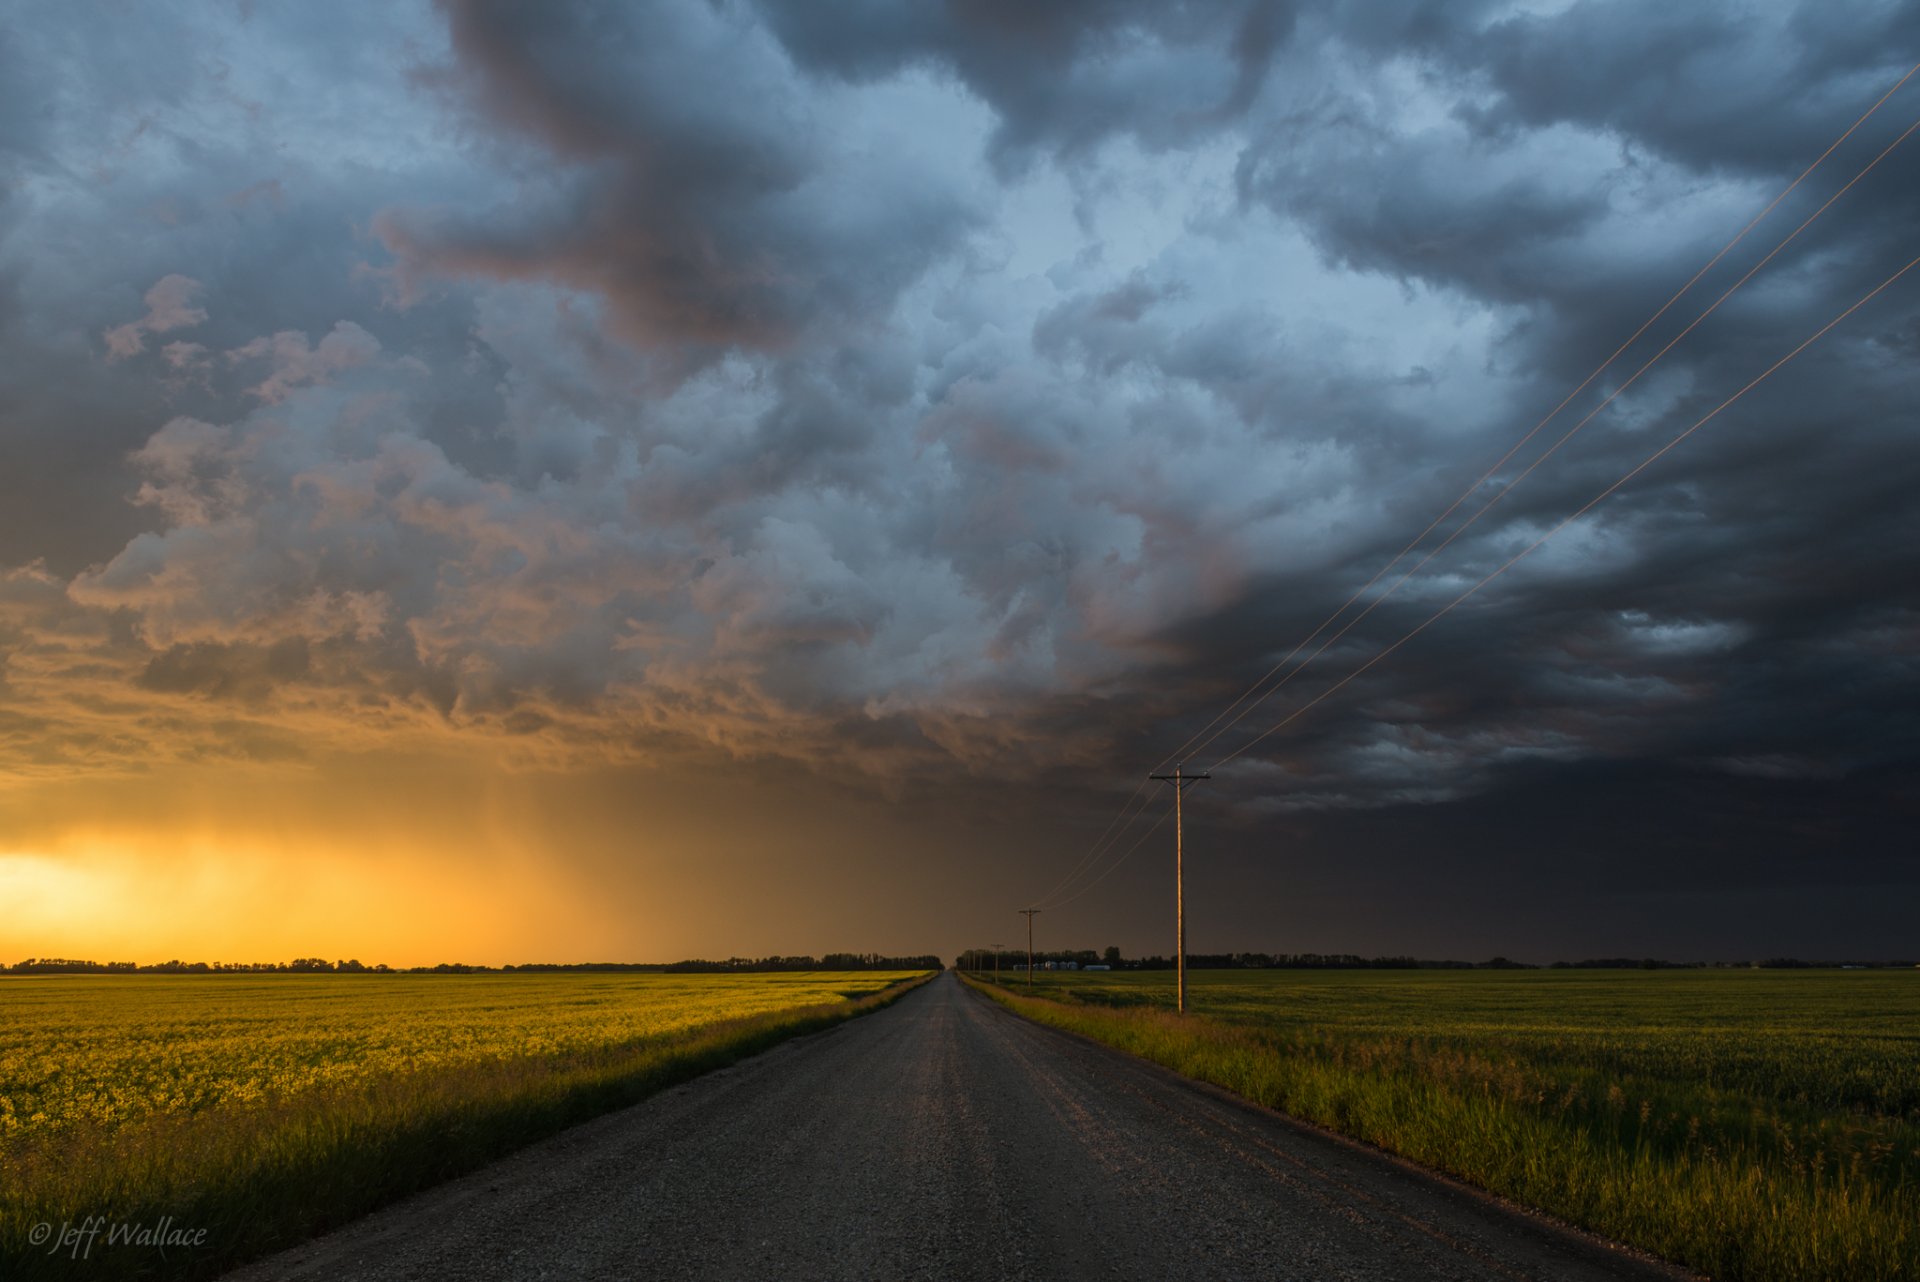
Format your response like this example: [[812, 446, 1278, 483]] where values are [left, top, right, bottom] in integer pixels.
[[1, 0, 1915, 957]]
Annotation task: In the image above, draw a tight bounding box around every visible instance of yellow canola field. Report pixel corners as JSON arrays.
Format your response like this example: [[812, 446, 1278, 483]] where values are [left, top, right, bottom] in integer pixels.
[[0, 971, 915, 1142]]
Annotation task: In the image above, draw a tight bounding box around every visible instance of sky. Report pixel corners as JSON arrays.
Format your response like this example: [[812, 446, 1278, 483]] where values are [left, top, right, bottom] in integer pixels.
[[1, 0, 1916, 966]]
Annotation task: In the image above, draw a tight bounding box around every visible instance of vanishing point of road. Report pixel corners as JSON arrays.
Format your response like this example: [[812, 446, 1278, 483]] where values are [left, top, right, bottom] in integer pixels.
[[228, 973, 1694, 1282]]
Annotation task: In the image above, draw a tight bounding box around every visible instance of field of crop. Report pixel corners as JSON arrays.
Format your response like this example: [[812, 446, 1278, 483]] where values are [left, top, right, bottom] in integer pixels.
[[0, 971, 928, 1280], [970, 968, 1919, 1282]]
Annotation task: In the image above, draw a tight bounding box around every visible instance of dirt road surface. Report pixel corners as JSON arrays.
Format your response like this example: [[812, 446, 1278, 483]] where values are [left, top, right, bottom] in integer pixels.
[[225, 972, 1694, 1281]]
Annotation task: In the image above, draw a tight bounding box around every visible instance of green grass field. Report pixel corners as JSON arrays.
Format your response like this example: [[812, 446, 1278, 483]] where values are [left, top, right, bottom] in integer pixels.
[[969, 967, 1919, 1282], [0, 971, 929, 1280]]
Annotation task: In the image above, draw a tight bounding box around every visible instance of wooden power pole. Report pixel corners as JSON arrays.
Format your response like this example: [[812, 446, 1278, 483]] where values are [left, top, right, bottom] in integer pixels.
[[1150, 763, 1209, 1013], [1018, 909, 1040, 989]]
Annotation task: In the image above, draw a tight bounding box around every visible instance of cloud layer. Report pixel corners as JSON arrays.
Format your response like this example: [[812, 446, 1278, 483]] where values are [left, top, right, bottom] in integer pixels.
[[1, 0, 1916, 952]]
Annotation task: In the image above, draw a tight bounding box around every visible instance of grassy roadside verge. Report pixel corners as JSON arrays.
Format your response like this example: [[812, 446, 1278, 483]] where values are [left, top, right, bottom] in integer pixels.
[[2, 972, 935, 1282], [961, 973, 1915, 1282]]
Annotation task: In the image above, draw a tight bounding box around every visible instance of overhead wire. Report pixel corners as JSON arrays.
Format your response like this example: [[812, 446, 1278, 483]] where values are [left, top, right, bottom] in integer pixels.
[[1043, 802, 1173, 912], [1170, 107, 1920, 769], [1024, 59, 1920, 914], [1137, 58, 1920, 782], [1027, 775, 1157, 908], [1207, 250, 1920, 773]]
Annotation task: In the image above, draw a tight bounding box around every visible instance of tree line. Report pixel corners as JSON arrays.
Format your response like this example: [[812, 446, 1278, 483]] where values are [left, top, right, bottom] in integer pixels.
[[4, 953, 945, 975], [954, 948, 1918, 971]]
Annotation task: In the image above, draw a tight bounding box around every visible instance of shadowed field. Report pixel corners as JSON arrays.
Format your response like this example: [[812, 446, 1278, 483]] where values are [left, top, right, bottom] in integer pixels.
[[970, 968, 1919, 1282]]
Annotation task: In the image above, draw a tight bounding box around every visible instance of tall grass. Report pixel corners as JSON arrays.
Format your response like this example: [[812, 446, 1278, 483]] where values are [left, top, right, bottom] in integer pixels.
[[0, 973, 932, 1281], [966, 972, 1917, 1282]]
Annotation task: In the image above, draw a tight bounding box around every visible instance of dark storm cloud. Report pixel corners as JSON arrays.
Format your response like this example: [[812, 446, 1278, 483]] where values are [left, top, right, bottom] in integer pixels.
[[1, 0, 1916, 952], [1240, 0, 1920, 349], [1464, 1, 1920, 176], [379, 0, 979, 356], [757, 0, 1295, 174], [136, 637, 311, 701], [987, 0, 1920, 827], [0, 2, 515, 575], [1172, 758, 1920, 962]]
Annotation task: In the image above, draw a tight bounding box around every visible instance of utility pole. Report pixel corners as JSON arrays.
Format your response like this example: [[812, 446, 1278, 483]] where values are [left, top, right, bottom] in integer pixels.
[[1018, 909, 1040, 989], [1149, 763, 1210, 1014], [990, 944, 1005, 984]]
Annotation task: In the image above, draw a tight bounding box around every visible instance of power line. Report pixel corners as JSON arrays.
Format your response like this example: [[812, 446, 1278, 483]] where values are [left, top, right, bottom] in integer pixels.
[[1208, 250, 1920, 774], [1140, 59, 1920, 783], [1022, 58, 1920, 916], [1171, 106, 1920, 771], [1046, 240, 1918, 909], [1041, 805, 1171, 911], [1028, 775, 1157, 909]]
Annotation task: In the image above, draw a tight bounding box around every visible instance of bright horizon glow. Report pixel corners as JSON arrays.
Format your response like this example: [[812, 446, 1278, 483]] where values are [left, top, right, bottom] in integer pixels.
[[0, 825, 633, 969], [0, 753, 980, 967]]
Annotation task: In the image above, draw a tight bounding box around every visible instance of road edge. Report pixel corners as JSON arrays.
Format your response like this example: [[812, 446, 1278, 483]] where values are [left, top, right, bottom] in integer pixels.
[[957, 973, 1704, 1282]]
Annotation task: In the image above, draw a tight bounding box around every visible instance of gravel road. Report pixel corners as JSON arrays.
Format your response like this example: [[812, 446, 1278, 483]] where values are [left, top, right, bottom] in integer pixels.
[[225, 972, 1695, 1282]]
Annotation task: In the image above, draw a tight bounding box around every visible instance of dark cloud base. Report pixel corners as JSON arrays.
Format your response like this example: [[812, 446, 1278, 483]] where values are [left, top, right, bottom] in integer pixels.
[[1192, 758, 1920, 962]]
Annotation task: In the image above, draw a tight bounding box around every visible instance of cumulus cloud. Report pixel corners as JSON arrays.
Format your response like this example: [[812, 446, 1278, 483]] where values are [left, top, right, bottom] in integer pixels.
[[230, 321, 384, 403], [375, 0, 979, 361], [756, 0, 1295, 174], [102, 275, 207, 360]]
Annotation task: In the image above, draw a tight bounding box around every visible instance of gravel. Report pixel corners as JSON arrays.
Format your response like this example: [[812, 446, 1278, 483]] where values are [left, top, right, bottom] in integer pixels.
[[223, 972, 1699, 1281]]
